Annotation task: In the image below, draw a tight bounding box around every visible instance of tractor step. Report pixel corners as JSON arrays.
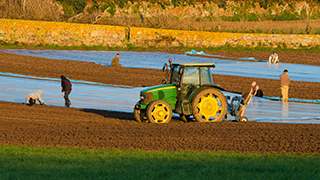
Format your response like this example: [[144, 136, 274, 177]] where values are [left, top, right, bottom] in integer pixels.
[[182, 101, 190, 114]]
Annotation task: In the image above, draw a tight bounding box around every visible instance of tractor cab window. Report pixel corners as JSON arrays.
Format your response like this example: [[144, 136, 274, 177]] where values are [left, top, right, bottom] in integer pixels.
[[170, 65, 181, 85], [181, 67, 199, 101], [200, 67, 213, 85], [183, 67, 199, 85]]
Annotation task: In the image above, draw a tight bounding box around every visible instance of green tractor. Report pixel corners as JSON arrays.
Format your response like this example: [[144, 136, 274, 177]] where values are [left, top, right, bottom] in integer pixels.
[[134, 63, 251, 123]]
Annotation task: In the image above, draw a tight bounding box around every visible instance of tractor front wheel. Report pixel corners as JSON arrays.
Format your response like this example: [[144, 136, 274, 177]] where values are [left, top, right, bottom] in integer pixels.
[[146, 100, 172, 123], [191, 88, 228, 122]]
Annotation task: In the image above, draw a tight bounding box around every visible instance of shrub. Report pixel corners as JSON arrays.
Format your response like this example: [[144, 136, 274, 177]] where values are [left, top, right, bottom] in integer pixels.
[[314, 28, 320, 34], [0, 0, 63, 21], [57, 0, 86, 15]]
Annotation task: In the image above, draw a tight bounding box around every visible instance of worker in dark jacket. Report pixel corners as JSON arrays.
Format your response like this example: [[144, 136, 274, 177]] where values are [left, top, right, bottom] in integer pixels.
[[61, 75, 72, 107], [162, 58, 173, 84]]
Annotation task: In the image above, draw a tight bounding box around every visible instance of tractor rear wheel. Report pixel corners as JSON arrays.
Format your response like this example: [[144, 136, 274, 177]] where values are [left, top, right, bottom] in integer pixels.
[[134, 103, 147, 123], [191, 88, 228, 122], [146, 100, 172, 123]]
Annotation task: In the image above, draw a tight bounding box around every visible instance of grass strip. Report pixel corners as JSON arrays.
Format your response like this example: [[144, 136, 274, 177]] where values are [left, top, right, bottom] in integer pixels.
[[0, 145, 319, 180], [2, 42, 320, 53]]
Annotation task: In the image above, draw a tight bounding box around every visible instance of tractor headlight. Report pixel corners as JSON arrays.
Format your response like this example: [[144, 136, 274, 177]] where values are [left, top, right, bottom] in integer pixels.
[[140, 93, 153, 103]]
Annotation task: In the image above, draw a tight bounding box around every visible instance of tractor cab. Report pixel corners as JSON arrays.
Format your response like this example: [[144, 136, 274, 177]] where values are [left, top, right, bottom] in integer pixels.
[[167, 63, 224, 116], [169, 63, 216, 102]]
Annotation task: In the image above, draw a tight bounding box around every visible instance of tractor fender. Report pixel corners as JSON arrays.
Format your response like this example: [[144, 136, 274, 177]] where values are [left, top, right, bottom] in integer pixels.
[[188, 84, 225, 103]]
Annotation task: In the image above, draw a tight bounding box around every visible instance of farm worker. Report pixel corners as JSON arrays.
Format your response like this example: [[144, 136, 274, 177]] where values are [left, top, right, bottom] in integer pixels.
[[25, 90, 44, 106], [111, 53, 121, 67], [168, 58, 172, 68], [61, 75, 72, 107], [162, 58, 173, 84], [250, 82, 263, 98], [269, 51, 279, 63], [280, 69, 290, 102]]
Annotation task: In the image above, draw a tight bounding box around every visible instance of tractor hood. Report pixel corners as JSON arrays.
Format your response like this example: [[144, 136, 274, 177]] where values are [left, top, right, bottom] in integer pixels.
[[141, 84, 176, 93], [139, 84, 177, 109]]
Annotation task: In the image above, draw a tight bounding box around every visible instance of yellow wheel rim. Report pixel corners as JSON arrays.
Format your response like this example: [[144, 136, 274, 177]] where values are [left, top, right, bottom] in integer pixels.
[[197, 92, 223, 121], [150, 103, 171, 123]]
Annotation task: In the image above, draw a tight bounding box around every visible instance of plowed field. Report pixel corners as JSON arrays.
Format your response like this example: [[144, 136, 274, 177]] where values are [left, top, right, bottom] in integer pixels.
[[0, 50, 319, 154]]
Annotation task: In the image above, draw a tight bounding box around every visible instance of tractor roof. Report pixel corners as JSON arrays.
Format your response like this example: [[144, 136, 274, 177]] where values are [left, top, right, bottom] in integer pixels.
[[171, 62, 215, 68]]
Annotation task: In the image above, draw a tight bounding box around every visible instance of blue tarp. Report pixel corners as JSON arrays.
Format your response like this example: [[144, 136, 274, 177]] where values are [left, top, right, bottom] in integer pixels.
[[2, 49, 319, 82], [263, 96, 320, 103], [1, 72, 318, 104], [1, 75, 320, 123], [184, 49, 269, 62]]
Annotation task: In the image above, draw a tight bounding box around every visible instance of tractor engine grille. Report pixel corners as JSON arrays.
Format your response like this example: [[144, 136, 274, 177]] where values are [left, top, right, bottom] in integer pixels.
[[140, 92, 153, 103]]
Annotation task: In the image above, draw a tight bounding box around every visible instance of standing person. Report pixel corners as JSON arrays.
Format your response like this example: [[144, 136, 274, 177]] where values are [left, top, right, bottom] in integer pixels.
[[168, 58, 172, 69], [61, 75, 72, 107], [250, 81, 263, 98], [25, 90, 44, 106], [280, 69, 290, 102], [111, 53, 121, 67], [162, 58, 173, 84], [269, 51, 279, 63]]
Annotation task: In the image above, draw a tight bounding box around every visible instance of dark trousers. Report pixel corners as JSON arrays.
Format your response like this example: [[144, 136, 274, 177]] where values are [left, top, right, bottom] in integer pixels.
[[29, 98, 36, 106], [64, 90, 71, 107], [255, 89, 264, 98]]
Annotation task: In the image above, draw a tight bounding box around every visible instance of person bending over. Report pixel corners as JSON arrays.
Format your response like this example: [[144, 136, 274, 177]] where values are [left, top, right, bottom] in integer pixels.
[[26, 90, 44, 106]]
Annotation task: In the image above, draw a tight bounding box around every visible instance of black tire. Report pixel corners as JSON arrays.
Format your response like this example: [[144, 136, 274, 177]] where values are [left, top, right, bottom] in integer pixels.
[[191, 88, 228, 122], [134, 103, 147, 123], [239, 116, 249, 123], [146, 100, 172, 123]]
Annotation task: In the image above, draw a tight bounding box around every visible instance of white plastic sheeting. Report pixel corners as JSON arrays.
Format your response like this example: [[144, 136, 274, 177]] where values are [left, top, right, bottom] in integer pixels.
[[0, 76, 319, 123], [1, 49, 319, 83], [0, 76, 139, 112]]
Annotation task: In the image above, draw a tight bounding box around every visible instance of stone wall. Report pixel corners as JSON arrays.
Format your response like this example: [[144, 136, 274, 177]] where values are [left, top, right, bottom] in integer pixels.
[[1, 19, 320, 49], [0, 19, 126, 47]]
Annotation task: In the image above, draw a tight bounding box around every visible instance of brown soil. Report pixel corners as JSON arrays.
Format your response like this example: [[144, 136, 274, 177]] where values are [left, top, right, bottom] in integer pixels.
[[1, 101, 319, 155], [0, 50, 320, 155]]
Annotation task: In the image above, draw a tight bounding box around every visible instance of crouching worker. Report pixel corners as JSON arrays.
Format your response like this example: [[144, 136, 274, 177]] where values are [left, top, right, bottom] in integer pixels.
[[250, 82, 263, 98], [111, 53, 121, 67], [269, 51, 279, 63], [25, 90, 44, 106]]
